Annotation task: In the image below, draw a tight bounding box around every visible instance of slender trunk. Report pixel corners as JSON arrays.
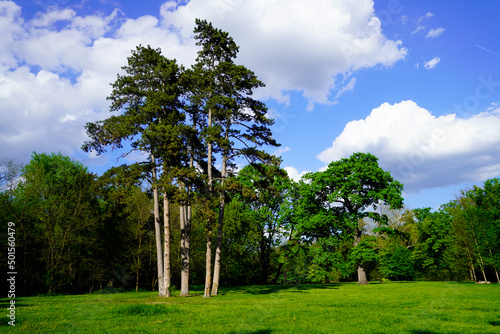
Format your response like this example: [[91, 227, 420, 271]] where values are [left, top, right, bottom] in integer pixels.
[[274, 263, 283, 284], [151, 154, 164, 295], [466, 249, 475, 282], [473, 236, 488, 282], [212, 155, 227, 296], [490, 249, 500, 284], [136, 235, 141, 293], [180, 201, 190, 296], [354, 227, 368, 285], [204, 107, 213, 298], [180, 153, 194, 296], [259, 228, 269, 284], [162, 194, 171, 297]]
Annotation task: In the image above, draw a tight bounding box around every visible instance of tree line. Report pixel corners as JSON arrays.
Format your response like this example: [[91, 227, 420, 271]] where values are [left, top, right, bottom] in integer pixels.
[[1, 20, 499, 296]]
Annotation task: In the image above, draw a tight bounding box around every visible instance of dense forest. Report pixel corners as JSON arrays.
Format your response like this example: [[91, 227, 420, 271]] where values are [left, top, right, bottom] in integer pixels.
[[1, 20, 499, 297]]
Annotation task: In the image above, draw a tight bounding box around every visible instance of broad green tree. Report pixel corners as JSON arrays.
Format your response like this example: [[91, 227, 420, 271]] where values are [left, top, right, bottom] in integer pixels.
[[301, 152, 404, 285], [16, 153, 99, 293]]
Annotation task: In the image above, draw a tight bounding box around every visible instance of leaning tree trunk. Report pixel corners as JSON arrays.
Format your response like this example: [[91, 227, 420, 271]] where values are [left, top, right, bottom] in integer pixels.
[[354, 227, 369, 285], [151, 154, 164, 295], [473, 235, 488, 282], [162, 194, 171, 297]]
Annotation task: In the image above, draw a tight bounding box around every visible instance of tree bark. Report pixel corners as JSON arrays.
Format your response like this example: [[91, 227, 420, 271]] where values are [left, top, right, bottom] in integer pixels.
[[212, 154, 227, 296], [354, 226, 369, 285], [357, 266, 369, 285], [180, 201, 191, 296], [180, 156, 194, 296], [162, 194, 171, 297], [151, 154, 164, 295], [204, 107, 214, 298]]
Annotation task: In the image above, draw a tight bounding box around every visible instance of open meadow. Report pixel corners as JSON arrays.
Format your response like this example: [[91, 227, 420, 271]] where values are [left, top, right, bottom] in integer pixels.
[[1, 282, 499, 333]]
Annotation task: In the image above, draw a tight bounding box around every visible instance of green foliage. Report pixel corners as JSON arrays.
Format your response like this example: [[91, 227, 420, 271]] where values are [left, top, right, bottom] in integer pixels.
[[298, 152, 404, 238], [412, 208, 452, 280], [12, 152, 100, 293], [379, 244, 416, 281], [349, 237, 379, 271]]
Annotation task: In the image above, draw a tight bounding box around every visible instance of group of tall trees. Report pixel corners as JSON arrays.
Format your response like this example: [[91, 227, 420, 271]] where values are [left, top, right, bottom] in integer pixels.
[[1, 20, 499, 297], [82, 19, 278, 297]]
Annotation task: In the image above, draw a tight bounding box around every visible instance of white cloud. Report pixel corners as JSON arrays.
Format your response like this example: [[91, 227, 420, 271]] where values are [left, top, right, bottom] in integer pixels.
[[317, 100, 500, 193], [0, 3, 194, 165], [0, 0, 406, 165], [335, 77, 356, 99], [426, 27, 446, 38], [418, 12, 434, 22], [284, 166, 310, 182], [160, 0, 406, 109], [411, 25, 425, 35], [424, 57, 441, 69], [274, 147, 291, 156]]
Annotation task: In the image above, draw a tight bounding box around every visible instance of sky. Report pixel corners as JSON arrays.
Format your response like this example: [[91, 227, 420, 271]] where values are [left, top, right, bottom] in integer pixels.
[[1, 0, 500, 210]]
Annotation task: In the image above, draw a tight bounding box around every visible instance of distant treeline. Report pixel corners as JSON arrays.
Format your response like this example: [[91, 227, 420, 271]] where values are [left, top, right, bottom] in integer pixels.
[[1, 153, 498, 296]]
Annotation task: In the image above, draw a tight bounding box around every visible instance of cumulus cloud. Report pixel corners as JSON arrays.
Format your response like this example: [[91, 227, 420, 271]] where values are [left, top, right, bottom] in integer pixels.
[[424, 57, 441, 69], [274, 147, 291, 156], [160, 0, 406, 109], [0, 3, 194, 165], [0, 0, 406, 165], [284, 166, 310, 182], [317, 100, 500, 193], [426, 27, 446, 38]]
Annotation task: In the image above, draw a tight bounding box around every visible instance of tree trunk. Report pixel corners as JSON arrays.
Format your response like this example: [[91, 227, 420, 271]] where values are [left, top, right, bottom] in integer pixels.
[[212, 154, 227, 296], [354, 227, 368, 285], [180, 202, 191, 296], [259, 230, 269, 284], [151, 154, 164, 295], [474, 237, 488, 282], [136, 235, 141, 293], [274, 262, 283, 284], [490, 249, 500, 284], [180, 154, 194, 296], [357, 266, 369, 285], [162, 194, 171, 297], [204, 107, 214, 298]]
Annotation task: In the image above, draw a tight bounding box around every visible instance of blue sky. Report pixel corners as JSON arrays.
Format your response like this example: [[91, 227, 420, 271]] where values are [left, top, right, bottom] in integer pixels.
[[1, 0, 500, 210]]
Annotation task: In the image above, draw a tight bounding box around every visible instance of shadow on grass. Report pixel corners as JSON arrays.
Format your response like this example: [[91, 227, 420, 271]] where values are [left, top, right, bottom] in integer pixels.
[[224, 283, 340, 295], [490, 321, 500, 326]]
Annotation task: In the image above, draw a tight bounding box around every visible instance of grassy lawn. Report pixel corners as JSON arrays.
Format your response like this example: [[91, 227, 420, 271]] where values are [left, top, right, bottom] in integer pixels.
[[1, 282, 499, 333]]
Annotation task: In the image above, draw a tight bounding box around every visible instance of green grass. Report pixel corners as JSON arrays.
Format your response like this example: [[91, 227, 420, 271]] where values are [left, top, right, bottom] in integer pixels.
[[1, 282, 499, 333]]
